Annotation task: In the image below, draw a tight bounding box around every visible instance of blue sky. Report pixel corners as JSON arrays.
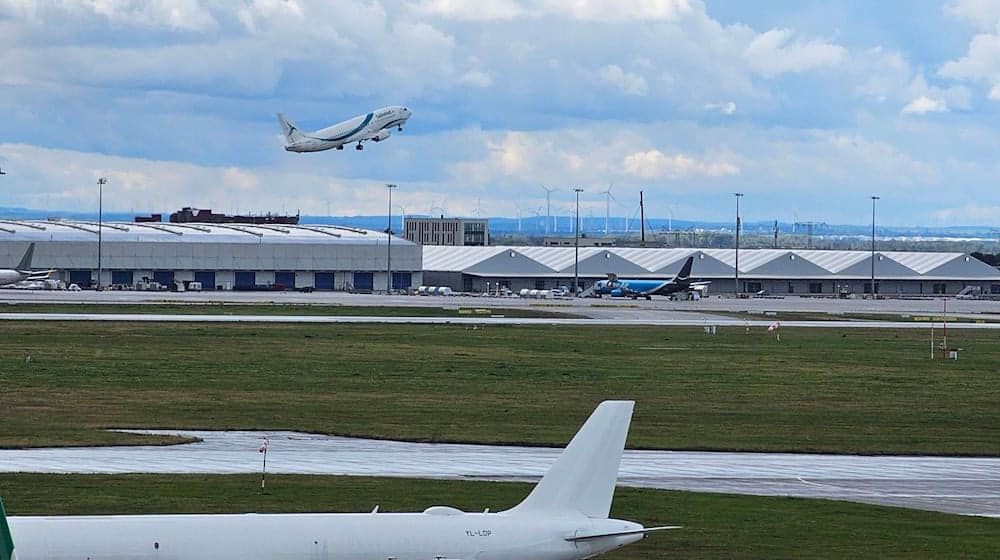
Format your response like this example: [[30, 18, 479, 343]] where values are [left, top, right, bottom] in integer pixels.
[[1, 0, 999, 227]]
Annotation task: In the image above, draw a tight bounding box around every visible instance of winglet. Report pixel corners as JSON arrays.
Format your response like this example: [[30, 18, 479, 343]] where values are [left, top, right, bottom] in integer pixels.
[[509, 401, 634, 519], [0, 498, 15, 560], [15, 243, 34, 272]]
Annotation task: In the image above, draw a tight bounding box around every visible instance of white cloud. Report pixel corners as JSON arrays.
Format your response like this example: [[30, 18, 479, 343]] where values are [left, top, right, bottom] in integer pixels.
[[408, 0, 529, 20], [744, 28, 847, 78], [457, 70, 493, 88], [0, 0, 218, 32], [86, 0, 217, 32], [704, 101, 736, 114], [945, 0, 1000, 30], [990, 83, 1000, 100], [223, 167, 259, 191], [622, 149, 739, 179], [597, 65, 648, 96], [940, 27, 1000, 81], [902, 95, 948, 114], [931, 203, 1000, 224], [542, 0, 696, 22], [408, 0, 696, 22]]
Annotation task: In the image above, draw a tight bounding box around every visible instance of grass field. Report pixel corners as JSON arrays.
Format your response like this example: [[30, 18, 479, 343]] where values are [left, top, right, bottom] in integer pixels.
[[712, 310, 1000, 323], [0, 302, 579, 318], [1, 321, 997, 454], [1, 474, 997, 559]]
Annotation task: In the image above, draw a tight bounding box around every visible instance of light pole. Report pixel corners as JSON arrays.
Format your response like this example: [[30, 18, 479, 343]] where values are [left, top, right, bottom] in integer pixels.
[[386, 183, 397, 292], [97, 177, 107, 290], [734, 192, 743, 296], [574, 187, 583, 295], [871, 195, 879, 298]]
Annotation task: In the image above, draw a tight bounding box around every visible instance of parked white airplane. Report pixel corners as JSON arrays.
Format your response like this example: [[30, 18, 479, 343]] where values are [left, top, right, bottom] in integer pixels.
[[0, 243, 54, 287], [278, 106, 412, 152], [2, 401, 676, 560]]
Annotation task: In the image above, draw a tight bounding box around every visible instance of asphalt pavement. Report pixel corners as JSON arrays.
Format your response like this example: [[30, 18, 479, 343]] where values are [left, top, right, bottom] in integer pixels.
[[2, 430, 997, 518]]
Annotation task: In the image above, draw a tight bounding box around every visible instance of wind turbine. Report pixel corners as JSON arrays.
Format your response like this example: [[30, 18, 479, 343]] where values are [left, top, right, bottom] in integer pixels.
[[541, 186, 557, 235], [513, 201, 523, 233], [428, 200, 448, 217], [600, 183, 613, 235]]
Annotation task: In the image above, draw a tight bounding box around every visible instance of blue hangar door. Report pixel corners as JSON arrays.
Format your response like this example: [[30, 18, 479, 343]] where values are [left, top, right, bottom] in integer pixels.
[[392, 272, 412, 290], [235, 271, 256, 290], [194, 271, 215, 290], [274, 271, 296, 290], [153, 271, 174, 287], [111, 270, 133, 286], [68, 270, 92, 288], [353, 272, 374, 291], [314, 272, 335, 290]]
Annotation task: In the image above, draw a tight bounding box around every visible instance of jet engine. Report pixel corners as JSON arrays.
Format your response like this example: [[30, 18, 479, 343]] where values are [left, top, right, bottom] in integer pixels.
[[371, 129, 392, 142]]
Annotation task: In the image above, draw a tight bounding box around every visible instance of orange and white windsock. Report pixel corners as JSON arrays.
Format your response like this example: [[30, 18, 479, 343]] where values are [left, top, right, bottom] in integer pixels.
[[258, 437, 269, 453]]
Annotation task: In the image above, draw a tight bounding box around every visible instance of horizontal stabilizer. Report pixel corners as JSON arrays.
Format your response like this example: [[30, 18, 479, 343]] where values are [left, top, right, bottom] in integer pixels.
[[566, 525, 681, 541]]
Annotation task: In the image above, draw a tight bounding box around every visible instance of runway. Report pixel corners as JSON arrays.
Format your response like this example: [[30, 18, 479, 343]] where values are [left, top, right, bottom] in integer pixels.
[[2, 430, 998, 518], [2, 311, 999, 329]]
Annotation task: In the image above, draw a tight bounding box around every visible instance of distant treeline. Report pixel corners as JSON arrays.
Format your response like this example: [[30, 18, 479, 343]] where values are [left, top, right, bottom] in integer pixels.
[[971, 252, 999, 266]]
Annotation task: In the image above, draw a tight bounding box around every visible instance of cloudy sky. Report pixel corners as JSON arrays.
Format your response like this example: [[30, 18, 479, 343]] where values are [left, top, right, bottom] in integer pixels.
[[1, 0, 999, 226]]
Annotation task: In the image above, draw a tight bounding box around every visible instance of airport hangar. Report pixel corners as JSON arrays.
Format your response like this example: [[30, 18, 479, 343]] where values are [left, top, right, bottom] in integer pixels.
[[422, 246, 1000, 296], [0, 220, 422, 291], [0, 220, 998, 296]]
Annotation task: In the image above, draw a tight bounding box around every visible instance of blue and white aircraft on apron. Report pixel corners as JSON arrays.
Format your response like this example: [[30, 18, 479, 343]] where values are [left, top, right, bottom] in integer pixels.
[[277, 106, 412, 152], [592, 256, 710, 300]]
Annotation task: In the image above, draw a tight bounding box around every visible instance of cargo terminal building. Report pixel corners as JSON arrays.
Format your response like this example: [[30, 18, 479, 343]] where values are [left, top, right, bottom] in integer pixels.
[[0, 220, 421, 291], [421, 246, 1000, 296]]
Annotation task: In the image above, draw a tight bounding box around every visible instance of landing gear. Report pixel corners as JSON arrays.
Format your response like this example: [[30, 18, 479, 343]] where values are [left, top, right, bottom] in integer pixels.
[[356, 143, 364, 151], [397, 126, 403, 132], [336, 145, 344, 150]]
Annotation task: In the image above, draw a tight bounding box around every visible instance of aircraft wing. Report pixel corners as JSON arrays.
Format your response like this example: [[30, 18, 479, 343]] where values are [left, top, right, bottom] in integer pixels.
[[24, 270, 56, 280]]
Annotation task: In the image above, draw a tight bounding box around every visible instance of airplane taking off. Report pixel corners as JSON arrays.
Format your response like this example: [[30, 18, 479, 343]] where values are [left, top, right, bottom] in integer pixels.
[[278, 106, 412, 152], [592, 256, 710, 300], [2, 401, 676, 560], [0, 243, 54, 287]]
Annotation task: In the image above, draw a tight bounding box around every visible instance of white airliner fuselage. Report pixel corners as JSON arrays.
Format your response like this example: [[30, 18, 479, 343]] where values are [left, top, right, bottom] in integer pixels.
[[278, 106, 412, 152], [0, 243, 51, 286], [10, 511, 644, 560], [3, 401, 677, 559]]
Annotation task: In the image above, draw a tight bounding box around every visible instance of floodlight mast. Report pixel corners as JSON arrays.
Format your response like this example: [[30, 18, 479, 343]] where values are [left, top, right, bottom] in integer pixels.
[[734, 192, 744, 296], [871, 195, 879, 298], [574, 188, 584, 295], [97, 177, 107, 291], [386, 183, 397, 292]]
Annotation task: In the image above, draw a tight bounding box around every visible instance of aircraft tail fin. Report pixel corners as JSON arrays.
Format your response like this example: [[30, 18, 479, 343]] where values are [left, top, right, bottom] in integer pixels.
[[1, 498, 15, 560], [675, 255, 694, 282], [15, 243, 34, 272], [509, 400, 633, 519], [277, 113, 304, 144]]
